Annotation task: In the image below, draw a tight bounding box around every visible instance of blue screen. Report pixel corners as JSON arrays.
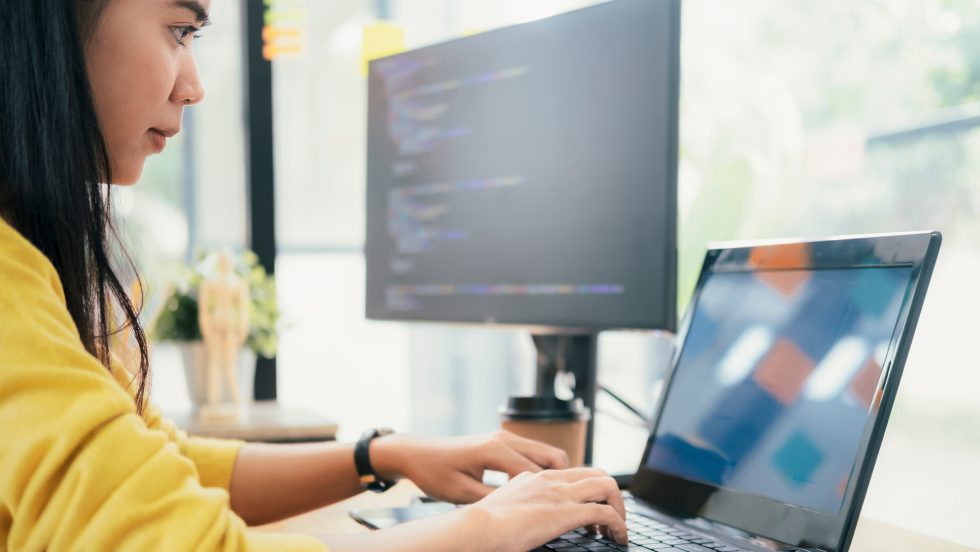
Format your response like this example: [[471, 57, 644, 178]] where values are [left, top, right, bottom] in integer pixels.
[[645, 267, 913, 513]]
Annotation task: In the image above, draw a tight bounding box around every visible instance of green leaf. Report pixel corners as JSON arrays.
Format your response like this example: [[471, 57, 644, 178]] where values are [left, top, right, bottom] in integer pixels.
[[150, 248, 281, 357]]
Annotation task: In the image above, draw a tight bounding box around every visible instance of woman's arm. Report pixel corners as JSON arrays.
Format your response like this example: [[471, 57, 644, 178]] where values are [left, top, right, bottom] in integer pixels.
[[228, 430, 571, 526], [229, 441, 363, 526]]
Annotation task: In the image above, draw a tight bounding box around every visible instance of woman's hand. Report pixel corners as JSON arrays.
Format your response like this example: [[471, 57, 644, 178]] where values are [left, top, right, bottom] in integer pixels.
[[323, 467, 628, 552], [467, 468, 628, 551], [372, 430, 570, 504]]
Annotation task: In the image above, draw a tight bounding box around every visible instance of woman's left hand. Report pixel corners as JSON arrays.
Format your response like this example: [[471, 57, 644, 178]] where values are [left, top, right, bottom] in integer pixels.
[[371, 430, 570, 504]]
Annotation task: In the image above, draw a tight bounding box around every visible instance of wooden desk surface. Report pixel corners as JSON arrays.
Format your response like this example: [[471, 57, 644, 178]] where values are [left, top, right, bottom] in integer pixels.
[[257, 482, 977, 551], [167, 400, 338, 442]]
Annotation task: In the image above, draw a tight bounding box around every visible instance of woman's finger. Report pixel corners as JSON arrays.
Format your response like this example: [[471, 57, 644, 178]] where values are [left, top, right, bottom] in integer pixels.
[[544, 466, 610, 482], [576, 503, 628, 544], [498, 431, 570, 469], [564, 476, 626, 520], [483, 442, 543, 477]]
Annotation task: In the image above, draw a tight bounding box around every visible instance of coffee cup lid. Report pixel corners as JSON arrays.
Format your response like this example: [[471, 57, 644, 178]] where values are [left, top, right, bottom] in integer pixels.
[[500, 395, 591, 422]]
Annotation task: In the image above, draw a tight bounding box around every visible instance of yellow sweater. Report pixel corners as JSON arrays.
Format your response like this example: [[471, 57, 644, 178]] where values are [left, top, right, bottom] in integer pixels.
[[0, 218, 327, 551]]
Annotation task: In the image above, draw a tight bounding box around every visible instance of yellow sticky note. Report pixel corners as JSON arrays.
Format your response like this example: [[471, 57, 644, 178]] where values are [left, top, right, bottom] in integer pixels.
[[361, 22, 405, 77], [264, 9, 306, 25]]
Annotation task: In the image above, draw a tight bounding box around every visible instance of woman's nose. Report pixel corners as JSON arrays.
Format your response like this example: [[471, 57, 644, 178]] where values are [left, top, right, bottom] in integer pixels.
[[171, 55, 205, 105]]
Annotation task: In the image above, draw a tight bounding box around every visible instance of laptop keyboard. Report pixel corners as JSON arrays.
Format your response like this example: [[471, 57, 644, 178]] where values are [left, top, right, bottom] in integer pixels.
[[532, 503, 753, 552]]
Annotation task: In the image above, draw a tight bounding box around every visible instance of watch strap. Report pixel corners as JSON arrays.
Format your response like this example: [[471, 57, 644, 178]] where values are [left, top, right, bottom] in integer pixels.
[[354, 428, 396, 492]]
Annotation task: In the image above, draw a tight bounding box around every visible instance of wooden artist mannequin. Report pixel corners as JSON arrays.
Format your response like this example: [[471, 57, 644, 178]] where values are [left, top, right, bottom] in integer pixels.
[[198, 251, 250, 418]]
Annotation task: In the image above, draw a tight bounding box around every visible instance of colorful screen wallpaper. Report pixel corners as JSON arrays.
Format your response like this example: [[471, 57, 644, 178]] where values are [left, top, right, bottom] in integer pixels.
[[645, 266, 913, 513]]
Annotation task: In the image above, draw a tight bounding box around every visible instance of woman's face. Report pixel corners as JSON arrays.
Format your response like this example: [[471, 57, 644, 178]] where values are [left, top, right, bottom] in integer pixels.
[[84, 0, 210, 185]]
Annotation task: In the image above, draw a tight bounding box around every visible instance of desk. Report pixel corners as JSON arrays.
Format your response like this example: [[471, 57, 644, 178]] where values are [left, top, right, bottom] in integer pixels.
[[166, 400, 338, 442], [256, 481, 977, 551]]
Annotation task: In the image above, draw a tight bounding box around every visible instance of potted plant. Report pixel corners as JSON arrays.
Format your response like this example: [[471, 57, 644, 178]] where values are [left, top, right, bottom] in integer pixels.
[[151, 250, 281, 405]]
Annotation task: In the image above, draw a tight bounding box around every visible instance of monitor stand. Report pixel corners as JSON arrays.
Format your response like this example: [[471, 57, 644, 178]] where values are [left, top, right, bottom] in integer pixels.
[[531, 333, 599, 465]]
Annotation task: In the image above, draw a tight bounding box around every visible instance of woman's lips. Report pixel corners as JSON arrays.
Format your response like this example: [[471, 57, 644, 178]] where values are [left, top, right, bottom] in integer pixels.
[[148, 127, 179, 153]]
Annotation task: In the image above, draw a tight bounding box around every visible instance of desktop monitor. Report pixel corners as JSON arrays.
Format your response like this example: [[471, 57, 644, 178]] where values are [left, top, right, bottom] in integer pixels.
[[365, 0, 680, 332], [364, 0, 681, 462]]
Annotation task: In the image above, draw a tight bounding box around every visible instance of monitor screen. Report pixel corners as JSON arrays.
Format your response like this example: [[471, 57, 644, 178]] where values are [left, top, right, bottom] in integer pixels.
[[365, 0, 679, 330], [645, 266, 914, 513]]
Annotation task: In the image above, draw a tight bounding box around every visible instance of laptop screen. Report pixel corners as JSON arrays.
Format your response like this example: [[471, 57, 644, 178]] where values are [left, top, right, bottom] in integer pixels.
[[644, 266, 914, 514]]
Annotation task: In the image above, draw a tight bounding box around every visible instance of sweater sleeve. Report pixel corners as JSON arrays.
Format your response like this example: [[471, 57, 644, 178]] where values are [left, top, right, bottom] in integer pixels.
[[144, 406, 247, 491], [108, 359, 246, 492], [0, 223, 327, 552]]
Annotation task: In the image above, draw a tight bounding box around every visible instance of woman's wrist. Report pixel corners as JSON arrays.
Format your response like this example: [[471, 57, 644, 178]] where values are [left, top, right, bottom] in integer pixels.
[[369, 432, 410, 482], [454, 504, 497, 551]]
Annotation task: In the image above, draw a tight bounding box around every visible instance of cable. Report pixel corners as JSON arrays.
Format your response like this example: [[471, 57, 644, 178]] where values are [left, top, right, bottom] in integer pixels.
[[599, 384, 654, 429]]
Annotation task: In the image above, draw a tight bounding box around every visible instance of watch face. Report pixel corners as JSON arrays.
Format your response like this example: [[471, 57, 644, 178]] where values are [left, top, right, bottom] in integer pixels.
[[363, 427, 394, 440]]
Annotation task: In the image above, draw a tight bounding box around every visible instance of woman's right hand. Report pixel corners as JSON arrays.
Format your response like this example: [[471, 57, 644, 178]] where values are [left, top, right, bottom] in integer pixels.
[[465, 467, 628, 552], [322, 467, 627, 552]]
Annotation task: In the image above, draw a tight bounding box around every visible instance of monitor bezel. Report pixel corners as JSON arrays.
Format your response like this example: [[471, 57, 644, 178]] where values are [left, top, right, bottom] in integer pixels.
[[630, 231, 942, 552], [363, 0, 681, 333]]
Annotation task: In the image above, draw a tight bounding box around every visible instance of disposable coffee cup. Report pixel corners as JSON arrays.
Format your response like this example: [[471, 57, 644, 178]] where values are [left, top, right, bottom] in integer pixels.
[[500, 396, 591, 467]]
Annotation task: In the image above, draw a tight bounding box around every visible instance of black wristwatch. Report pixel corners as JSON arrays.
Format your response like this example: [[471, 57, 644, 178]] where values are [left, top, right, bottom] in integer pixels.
[[354, 427, 397, 492]]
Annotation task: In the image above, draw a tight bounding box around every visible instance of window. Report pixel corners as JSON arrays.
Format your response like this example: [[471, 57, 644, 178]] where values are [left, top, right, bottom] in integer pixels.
[[145, 1, 980, 545], [677, 1, 980, 545]]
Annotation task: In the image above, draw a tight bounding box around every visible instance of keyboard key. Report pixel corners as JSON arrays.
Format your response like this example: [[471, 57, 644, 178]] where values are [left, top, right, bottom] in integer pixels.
[[565, 506, 752, 552], [676, 545, 714, 552]]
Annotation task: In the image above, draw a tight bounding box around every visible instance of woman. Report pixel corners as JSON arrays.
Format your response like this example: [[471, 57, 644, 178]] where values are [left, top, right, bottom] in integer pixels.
[[0, 1, 628, 550]]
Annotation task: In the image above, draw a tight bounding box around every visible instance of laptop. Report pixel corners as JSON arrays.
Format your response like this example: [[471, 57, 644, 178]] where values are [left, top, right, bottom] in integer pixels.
[[539, 232, 941, 552]]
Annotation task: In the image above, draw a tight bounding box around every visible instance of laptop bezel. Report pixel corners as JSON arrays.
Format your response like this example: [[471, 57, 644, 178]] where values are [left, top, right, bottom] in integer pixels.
[[629, 231, 942, 551]]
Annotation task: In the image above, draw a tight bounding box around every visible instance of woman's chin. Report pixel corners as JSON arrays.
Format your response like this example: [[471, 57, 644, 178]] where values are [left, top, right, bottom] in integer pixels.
[[109, 163, 145, 186]]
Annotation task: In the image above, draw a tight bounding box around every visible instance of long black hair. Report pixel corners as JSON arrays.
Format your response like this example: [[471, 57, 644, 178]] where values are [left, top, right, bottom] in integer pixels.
[[0, 0, 151, 412]]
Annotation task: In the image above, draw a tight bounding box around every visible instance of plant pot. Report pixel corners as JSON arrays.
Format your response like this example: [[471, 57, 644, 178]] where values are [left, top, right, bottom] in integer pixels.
[[177, 341, 256, 406]]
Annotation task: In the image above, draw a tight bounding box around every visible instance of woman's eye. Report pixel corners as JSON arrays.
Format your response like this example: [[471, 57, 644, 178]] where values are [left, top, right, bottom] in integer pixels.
[[170, 25, 202, 46]]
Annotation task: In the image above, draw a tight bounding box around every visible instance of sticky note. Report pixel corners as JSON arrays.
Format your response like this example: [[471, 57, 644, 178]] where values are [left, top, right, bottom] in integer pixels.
[[361, 22, 405, 77]]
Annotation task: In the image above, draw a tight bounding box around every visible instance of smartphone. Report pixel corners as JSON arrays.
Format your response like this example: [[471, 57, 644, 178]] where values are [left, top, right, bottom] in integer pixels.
[[349, 501, 458, 530]]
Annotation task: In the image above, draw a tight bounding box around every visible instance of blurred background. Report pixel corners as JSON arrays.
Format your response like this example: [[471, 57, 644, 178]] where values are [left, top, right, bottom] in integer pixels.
[[125, 0, 980, 546]]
